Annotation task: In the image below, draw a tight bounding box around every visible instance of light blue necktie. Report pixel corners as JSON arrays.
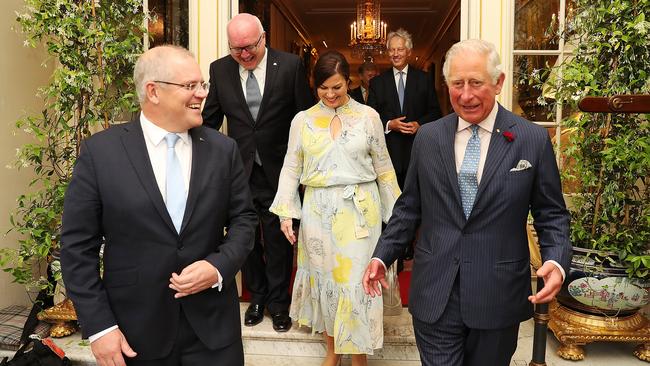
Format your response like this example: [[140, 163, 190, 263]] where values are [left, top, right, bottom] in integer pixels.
[[397, 71, 405, 112], [458, 125, 480, 219], [165, 133, 186, 233], [246, 70, 262, 121]]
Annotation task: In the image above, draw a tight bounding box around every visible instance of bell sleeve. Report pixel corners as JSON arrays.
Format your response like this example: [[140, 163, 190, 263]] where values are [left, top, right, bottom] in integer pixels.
[[269, 112, 305, 220]]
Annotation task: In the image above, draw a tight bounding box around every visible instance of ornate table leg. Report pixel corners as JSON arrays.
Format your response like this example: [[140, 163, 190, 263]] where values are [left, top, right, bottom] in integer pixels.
[[556, 343, 585, 361], [634, 343, 650, 362]]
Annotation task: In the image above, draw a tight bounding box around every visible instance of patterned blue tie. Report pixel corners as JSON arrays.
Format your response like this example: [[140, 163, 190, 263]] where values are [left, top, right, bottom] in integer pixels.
[[458, 125, 480, 219], [397, 71, 405, 112], [165, 133, 186, 233]]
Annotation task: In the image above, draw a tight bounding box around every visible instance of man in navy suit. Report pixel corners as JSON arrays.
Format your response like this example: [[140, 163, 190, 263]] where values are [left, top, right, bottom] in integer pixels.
[[367, 28, 441, 189], [202, 13, 314, 332], [363, 39, 571, 366], [61, 46, 257, 366]]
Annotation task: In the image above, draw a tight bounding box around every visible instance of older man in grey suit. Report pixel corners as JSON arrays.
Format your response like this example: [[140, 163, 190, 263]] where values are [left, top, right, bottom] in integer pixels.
[[363, 39, 571, 366]]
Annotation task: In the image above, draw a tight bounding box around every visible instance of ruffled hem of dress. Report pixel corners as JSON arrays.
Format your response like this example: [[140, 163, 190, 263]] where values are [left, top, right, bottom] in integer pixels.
[[289, 268, 383, 354]]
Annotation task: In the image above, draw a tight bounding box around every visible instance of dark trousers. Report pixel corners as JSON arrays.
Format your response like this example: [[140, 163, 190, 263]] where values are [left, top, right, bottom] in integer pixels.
[[413, 277, 519, 366], [241, 163, 293, 313], [126, 311, 243, 366]]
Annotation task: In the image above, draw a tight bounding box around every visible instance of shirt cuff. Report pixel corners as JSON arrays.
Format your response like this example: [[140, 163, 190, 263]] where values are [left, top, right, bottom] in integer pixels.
[[88, 325, 119, 343], [545, 260, 566, 282], [211, 267, 223, 291], [371, 257, 387, 272], [384, 120, 391, 134]]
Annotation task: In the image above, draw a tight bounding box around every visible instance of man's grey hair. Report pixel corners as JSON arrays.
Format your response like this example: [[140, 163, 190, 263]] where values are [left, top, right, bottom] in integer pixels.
[[134, 45, 195, 103], [386, 28, 413, 50], [442, 39, 503, 84]]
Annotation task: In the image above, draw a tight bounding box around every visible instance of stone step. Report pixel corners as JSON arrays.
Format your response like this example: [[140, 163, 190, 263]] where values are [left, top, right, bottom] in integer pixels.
[[3, 302, 644, 365], [240, 303, 420, 364]]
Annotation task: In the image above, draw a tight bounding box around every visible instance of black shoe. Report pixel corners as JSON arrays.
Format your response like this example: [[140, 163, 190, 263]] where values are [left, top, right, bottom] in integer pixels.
[[244, 303, 264, 326], [271, 311, 292, 332]]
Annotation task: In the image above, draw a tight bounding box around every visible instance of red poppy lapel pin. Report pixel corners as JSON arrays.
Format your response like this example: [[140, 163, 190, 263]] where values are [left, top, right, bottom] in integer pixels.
[[502, 131, 515, 142]]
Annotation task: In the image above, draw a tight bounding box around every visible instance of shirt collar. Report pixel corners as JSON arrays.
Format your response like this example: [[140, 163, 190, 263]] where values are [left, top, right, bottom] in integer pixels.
[[456, 102, 500, 133], [140, 112, 190, 147], [393, 64, 409, 76], [239, 47, 268, 79]]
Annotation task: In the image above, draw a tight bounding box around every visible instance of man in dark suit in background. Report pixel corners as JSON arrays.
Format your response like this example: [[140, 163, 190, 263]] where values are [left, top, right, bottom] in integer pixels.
[[363, 39, 571, 366], [349, 61, 378, 104], [367, 28, 442, 189], [202, 13, 314, 332], [367, 28, 442, 266], [60, 46, 257, 366]]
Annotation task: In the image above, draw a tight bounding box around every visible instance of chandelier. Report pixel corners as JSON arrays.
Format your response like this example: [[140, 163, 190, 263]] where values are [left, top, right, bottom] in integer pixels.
[[349, 0, 387, 59]]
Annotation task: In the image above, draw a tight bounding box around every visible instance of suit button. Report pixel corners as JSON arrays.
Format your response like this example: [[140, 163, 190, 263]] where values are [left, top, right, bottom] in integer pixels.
[[178, 245, 184, 251]]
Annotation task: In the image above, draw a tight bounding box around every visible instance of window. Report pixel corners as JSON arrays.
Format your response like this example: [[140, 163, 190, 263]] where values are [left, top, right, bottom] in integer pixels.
[[512, 0, 576, 166], [148, 0, 189, 48]]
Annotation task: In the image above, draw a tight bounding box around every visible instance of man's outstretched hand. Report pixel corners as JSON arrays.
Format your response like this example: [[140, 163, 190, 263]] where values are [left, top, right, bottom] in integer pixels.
[[362, 259, 389, 297]]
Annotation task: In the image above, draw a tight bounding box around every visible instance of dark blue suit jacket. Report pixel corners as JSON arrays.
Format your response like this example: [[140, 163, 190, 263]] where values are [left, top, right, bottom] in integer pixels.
[[367, 66, 441, 179], [373, 105, 571, 329], [60, 119, 257, 359]]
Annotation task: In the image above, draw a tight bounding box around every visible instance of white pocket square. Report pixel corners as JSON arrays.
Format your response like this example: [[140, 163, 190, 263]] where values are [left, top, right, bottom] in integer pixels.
[[510, 160, 532, 172]]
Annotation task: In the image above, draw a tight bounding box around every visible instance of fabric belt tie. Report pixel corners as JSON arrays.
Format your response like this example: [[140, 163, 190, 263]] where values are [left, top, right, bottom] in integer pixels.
[[342, 184, 369, 239]]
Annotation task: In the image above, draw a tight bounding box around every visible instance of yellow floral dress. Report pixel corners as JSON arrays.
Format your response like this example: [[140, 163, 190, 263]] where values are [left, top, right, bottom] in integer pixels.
[[270, 98, 400, 354]]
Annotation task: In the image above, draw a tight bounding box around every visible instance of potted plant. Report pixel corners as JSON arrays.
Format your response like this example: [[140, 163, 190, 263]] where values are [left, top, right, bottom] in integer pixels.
[[532, 0, 649, 315], [0, 0, 146, 301]]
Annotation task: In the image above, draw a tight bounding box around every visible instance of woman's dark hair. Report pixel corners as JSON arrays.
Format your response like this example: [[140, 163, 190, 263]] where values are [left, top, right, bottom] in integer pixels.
[[313, 50, 350, 88]]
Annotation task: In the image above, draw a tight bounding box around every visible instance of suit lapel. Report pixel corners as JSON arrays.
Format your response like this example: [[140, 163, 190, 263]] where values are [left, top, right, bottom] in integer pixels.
[[440, 116, 464, 225], [403, 67, 417, 115], [229, 58, 255, 124], [475, 105, 516, 200], [381, 70, 401, 116], [180, 127, 210, 235], [120, 119, 177, 234], [257, 48, 279, 126]]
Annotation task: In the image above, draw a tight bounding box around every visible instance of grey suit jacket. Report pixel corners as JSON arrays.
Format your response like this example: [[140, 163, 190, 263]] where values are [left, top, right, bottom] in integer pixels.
[[60, 119, 257, 359], [202, 48, 314, 190], [373, 105, 571, 329]]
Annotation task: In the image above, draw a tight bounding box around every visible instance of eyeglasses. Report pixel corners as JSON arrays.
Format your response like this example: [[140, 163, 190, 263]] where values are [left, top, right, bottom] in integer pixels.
[[229, 33, 264, 55], [153, 80, 210, 93]]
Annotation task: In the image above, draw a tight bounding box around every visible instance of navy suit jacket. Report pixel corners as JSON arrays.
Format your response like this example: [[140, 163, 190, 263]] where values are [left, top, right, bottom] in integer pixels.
[[202, 48, 314, 190], [60, 119, 257, 359], [367, 66, 441, 178], [373, 105, 571, 329]]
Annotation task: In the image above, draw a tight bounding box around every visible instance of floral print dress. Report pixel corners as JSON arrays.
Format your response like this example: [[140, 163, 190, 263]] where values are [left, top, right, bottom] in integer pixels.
[[270, 98, 400, 354]]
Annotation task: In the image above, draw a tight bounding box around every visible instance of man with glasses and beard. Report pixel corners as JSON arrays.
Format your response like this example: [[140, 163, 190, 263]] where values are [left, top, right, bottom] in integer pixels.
[[202, 13, 314, 333]]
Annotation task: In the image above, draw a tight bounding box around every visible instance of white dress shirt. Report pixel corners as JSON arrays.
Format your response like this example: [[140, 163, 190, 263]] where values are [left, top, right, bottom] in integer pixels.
[[141, 112, 192, 197], [239, 48, 268, 99], [454, 101, 498, 183], [385, 65, 410, 134]]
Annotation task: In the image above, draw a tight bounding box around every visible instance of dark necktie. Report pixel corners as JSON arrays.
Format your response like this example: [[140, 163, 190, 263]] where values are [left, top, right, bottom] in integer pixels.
[[397, 71, 405, 112]]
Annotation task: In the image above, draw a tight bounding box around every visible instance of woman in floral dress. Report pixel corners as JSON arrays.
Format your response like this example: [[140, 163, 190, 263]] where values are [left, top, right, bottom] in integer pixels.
[[270, 50, 400, 366]]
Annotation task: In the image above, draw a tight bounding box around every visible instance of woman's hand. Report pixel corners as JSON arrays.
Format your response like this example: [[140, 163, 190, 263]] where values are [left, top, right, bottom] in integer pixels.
[[280, 218, 297, 245]]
